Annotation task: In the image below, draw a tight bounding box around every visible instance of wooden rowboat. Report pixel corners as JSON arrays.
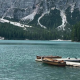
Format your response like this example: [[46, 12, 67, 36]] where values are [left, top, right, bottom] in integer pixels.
[[42, 58, 66, 66], [35, 55, 62, 62]]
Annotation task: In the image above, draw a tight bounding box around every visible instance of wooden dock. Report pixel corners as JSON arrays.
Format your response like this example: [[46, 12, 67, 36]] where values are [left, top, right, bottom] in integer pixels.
[[56, 58, 80, 62], [66, 61, 80, 67], [35, 59, 42, 62]]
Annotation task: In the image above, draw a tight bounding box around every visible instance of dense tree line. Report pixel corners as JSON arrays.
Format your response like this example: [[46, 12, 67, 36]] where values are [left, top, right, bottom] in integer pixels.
[[71, 22, 80, 41], [0, 22, 57, 40], [66, 8, 80, 25], [0, 23, 27, 39], [40, 9, 62, 29], [0, 22, 71, 40]]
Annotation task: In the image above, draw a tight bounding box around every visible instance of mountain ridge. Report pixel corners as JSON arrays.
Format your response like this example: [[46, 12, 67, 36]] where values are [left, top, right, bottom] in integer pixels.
[[0, 0, 80, 29]]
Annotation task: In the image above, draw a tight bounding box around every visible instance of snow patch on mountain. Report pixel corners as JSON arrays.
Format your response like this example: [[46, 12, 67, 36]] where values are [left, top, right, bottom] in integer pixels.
[[70, 3, 75, 13], [58, 10, 67, 30], [0, 18, 32, 28], [38, 12, 47, 29], [21, 4, 39, 21]]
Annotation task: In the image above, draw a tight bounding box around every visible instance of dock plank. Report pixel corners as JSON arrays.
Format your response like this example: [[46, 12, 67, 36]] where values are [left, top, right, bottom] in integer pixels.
[[66, 61, 80, 67]]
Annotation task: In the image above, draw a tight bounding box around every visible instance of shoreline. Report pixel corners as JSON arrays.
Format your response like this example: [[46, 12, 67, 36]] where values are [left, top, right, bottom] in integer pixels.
[[49, 39, 71, 41]]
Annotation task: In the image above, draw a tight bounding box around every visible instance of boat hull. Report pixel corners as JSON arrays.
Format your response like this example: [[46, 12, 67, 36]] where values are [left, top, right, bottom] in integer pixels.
[[42, 60, 66, 66], [42, 58, 66, 67]]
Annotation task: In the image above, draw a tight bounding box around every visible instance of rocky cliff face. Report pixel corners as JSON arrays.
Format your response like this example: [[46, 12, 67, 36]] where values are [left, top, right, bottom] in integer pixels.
[[0, 0, 40, 19], [0, 0, 80, 29]]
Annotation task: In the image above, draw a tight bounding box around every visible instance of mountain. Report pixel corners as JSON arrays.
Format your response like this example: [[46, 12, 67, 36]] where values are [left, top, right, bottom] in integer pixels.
[[0, 0, 80, 40]]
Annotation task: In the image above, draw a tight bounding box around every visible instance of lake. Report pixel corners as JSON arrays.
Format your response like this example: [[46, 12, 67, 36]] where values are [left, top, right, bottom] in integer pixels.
[[0, 40, 80, 80]]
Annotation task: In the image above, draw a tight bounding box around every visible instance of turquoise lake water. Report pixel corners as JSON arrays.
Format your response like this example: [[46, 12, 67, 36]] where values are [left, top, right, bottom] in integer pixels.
[[0, 40, 80, 80]]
